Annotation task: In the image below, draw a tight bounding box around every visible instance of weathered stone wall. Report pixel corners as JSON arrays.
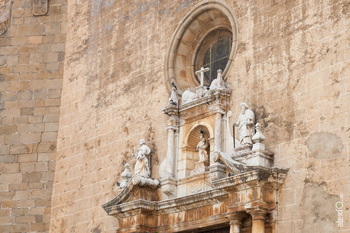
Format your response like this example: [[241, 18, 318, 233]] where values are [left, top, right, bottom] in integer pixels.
[[0, 0, 67, 232], [50, 0, 349, 232]]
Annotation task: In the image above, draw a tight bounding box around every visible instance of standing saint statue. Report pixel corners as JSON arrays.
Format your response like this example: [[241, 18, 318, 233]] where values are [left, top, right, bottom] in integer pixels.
[[233, 103, 255, 146], [196, 130, 209, 163], [133, 139, 151, 178]]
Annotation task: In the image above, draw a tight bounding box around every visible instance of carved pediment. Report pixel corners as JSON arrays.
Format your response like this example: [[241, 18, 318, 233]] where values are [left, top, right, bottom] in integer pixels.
[[102, 176, 159, 211]]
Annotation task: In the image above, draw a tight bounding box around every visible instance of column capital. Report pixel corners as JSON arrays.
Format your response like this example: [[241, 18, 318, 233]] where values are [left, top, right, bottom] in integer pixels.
[[226, 211, 247, 223], [246, 207, 269, 221], [216, 110, 225, 116], [226, 211, 247, 233], [166, 125, 177, 131]]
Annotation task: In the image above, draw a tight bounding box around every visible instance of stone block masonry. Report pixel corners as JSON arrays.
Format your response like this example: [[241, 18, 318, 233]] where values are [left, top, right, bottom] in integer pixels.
[[0, 0, 349, 232], [0, 0, 67, 232], [49, 0, 350, 232]]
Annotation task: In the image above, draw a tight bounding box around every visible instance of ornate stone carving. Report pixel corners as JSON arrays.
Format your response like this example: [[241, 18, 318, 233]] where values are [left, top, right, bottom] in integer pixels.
[[210, 69, 225, 90], [212, 151, 246, 174], [133, 139, 151, 178], [118, 163, 132, 189], [233, 102, 255, 146], [131, 175, 159, 188], [0, 0, 13, 35], [182, 89, 197, 104], [190, 161, 209, 176], [32, 0, 48, 16]]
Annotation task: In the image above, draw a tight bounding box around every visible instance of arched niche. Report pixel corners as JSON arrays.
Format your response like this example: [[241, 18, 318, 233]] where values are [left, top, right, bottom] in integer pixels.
[[165, 0, 238, 94], [178, 124, 213, 179]]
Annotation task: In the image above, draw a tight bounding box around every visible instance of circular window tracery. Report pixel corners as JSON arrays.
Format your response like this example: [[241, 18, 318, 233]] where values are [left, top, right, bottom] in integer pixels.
[[194, 29, 233, 85], [165, 0, 238, 93]]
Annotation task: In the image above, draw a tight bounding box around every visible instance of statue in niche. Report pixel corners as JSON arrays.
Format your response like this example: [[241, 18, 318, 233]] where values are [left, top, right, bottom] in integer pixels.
[[233, 102, 255, 146], [196, 130, 209, 163], [133, 139, 151, 178], [168, 82, 178, 106]]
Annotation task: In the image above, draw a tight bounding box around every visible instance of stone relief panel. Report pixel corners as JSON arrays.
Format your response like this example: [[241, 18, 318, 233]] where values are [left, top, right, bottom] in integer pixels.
[[32, 0, 48, 16]]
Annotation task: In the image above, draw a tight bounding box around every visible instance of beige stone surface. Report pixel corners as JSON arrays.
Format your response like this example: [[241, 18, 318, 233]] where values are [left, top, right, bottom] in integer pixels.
[[0, 0, 349, 232], [0, 0, 67, 232], [50, 0, 349, 232]]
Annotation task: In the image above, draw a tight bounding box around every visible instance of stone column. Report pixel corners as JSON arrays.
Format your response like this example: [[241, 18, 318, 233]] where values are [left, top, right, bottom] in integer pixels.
[[249, 210, 268, 233], [214, 112, 223, 152], [227, 212, 245, 233], [166, 125, 176, 177]]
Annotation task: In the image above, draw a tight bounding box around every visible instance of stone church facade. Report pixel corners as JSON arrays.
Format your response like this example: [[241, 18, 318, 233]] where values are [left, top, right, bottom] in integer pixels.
[[0, 0, 349, 232]]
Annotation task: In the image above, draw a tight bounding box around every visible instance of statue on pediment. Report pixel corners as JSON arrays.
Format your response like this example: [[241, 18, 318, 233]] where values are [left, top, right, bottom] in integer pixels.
[[133, 139, 151, 178], [168, 82, 178, 106], [119, 163, 132, 189], [210, 69, 225, 90], [234, 103, 255, 146], [196, 130, 209, 163], [182, 89, 197, 104]]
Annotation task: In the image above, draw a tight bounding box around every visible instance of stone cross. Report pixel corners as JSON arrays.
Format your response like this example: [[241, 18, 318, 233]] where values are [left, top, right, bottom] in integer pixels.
[[195, 67, 210, 86]]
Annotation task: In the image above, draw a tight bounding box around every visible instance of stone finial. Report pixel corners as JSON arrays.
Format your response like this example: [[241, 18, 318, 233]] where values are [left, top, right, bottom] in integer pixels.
[[252, 123, 265, 150], [119, 163, 132, 189]]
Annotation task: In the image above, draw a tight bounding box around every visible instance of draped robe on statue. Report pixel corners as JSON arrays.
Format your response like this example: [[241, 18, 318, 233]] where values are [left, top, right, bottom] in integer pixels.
[[133, 143, 151, 178], [236, 109, 255, 145]]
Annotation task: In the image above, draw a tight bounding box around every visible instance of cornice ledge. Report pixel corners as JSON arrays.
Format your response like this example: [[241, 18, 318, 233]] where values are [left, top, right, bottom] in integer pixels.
[[212, 166, 289, 189], [157, 189, 227, 211], [179, 88, 232, 112]]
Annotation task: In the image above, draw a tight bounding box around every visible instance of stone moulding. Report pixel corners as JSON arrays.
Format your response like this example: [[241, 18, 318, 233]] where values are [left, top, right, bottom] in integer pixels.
[[178, 88, 232, 112], [165, 0, 239, 93], [211, 167, 288, 190], [102, 167, 288, 232], [212, 152, 246, 174], [102, 175, 159, 209], [104, 188, 227, 216]]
